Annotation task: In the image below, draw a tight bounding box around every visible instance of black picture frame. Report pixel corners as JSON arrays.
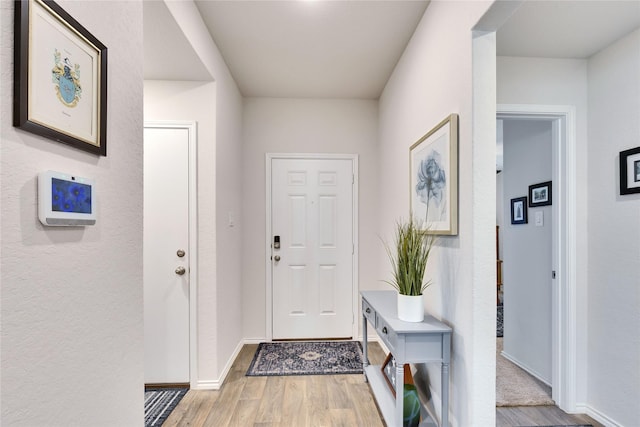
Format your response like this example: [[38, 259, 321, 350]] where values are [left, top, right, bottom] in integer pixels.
[[511, 197, 528, 225], [620, 147, 640, 195], [13, 0, 108, 156], [528, 181, 552, 207]]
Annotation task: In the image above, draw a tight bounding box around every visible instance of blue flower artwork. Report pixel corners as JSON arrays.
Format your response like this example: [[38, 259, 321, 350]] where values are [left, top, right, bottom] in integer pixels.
[[412, 132, 449, 224], [51, 178, 91, 214]]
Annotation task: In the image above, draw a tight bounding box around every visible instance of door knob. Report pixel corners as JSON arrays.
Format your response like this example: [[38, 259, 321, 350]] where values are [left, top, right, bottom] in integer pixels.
[[177, 249, 185, 258], [175, 266, 186, 275], [274, 255, 281, 262]]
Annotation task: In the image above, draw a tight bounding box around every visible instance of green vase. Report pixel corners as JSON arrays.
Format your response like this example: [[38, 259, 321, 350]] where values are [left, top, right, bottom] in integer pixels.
[[403, 384, 420, 427]]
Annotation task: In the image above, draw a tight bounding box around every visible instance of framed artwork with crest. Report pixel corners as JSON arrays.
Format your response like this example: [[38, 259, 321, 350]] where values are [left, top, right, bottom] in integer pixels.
[[14, 0, 108, 156]]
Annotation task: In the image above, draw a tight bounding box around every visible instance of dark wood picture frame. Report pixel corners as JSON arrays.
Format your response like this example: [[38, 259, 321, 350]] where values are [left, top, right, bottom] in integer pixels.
[[381, 353, 397, 397], [13, 0, 108, 156], [511, 196, 528, 225], [528, 181, 552, 207], [620, 147, 640, 195]]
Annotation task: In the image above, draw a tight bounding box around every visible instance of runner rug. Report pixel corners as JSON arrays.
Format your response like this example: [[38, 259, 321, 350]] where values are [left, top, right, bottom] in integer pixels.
[[246, 341, 364, 376], [144, 388, 187, 427]]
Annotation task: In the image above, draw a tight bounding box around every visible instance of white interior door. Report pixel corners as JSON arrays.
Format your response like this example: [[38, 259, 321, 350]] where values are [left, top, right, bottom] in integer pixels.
[[271, 157, 354, 339], [144, 125, 191, 384]]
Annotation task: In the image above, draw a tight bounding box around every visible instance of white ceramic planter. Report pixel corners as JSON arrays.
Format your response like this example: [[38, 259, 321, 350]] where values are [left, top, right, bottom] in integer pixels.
[[397, 294, 424, 322]]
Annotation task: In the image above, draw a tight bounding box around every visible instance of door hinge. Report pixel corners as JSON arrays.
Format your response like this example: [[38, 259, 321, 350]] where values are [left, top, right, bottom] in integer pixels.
[[352, 243, 355, 255], [352, 174, 354, 184]]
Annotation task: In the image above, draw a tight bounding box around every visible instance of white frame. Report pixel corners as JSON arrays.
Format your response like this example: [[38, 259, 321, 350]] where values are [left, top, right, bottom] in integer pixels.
[[498, 104, 578, 412], [38, 170, 97, 226], [265, 153, 359, 342], [144, 121, 199, 389]]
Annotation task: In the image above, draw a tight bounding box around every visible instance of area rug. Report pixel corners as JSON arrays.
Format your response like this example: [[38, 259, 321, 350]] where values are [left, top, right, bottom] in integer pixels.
[[144, 388, 187, 427], [497, 304, 504, 337], [496, 338, 554, 407], [246, 341, 363, 376]]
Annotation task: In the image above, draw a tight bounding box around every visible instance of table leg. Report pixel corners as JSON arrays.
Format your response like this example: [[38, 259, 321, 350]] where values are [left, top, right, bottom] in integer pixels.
[[441, 362, 449, 427], [442, 332, 451, 427], [362, 314, 368, 382], [395, 363, 404, 427]]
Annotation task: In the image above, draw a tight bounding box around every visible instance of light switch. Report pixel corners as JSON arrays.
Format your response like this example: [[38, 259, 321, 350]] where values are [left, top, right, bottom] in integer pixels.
[[535, 211, 544, 227]]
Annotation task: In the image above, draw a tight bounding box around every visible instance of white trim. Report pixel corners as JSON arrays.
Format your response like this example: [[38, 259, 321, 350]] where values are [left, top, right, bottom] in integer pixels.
[[144, 120, 199, 390], [193, 339, 246, 391], [500, 349, 551, 386], [579, 404, 624, 427], [497, 104, 578, 412], [265, 153, 360, 341]]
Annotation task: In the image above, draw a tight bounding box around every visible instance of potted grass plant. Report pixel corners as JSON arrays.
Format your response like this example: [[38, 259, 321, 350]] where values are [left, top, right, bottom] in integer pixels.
[[383, 217, 437, 322]]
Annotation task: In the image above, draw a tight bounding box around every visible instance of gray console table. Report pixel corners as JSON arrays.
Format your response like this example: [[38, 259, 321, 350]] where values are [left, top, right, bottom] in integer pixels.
[[361, 290, 452, 427]]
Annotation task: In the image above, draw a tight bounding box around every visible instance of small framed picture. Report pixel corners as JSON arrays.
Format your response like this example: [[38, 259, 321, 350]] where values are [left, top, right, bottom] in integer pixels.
[[620, 147, 640, 195], [511, 197, 528, 225], [528, 181, 552, 207], [381, 353, 397, 397]]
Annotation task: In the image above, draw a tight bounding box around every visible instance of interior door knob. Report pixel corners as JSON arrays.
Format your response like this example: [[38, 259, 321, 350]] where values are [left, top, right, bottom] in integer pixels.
[[175, 266, 186, 275], [274, 255, 281, 262]]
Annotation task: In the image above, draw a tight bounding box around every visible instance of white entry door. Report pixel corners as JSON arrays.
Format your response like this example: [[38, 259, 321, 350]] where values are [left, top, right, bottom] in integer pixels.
[[271, 157, 354, 339], [143, 123, 193, 384]]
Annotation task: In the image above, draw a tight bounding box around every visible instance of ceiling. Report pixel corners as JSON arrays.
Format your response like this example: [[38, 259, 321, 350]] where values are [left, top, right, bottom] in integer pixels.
[[143, 1, 211, 81], [497, 0, 640, 58], [143, 1, 640, 98]]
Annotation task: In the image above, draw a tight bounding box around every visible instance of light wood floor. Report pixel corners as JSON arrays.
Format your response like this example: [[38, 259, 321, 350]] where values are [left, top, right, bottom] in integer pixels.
[[497, 405, 602, 427], [164, 342, 601, 427], [163, 343, 386, 427]]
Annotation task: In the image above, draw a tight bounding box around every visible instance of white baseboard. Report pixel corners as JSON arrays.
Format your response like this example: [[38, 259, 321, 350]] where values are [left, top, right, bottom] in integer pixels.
[[193, 379, 220, 390], [194, 339, 246, 390], [500, 350, 551, 386], [358, 333, 390, 354], [575, 403, 623, 427], [243, 337, 266, 345]]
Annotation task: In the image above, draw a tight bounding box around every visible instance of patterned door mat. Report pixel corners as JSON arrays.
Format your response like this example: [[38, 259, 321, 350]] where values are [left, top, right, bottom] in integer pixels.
[[144, 388, 187, 427], [246, 341, 364, 376]]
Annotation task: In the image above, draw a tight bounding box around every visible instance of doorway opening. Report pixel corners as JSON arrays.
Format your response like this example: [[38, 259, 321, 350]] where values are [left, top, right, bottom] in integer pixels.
[[497, 105, 578, 411]]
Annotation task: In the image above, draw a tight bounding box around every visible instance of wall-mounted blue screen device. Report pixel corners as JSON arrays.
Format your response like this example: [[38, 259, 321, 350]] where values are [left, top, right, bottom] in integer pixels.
[[38, 171, 96, 226]]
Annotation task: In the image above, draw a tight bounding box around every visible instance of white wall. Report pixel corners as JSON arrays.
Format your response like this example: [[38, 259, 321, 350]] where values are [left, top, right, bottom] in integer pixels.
[[501, 119, 553, 384], [497, 55, 589, 400], [161, 1, 244, 387], [379, 2, 495, 425], [241, 98, 378, 340], [586, 28, 640, 426], [1, 1, 144, 425], [143, 80, 219, 384]]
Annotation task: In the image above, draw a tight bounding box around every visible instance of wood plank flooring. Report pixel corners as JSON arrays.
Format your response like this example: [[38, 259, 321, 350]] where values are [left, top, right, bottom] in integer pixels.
[[164, 342, 602, 427], [163, 343, 386, 427], [497, 406, 602, 427]]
